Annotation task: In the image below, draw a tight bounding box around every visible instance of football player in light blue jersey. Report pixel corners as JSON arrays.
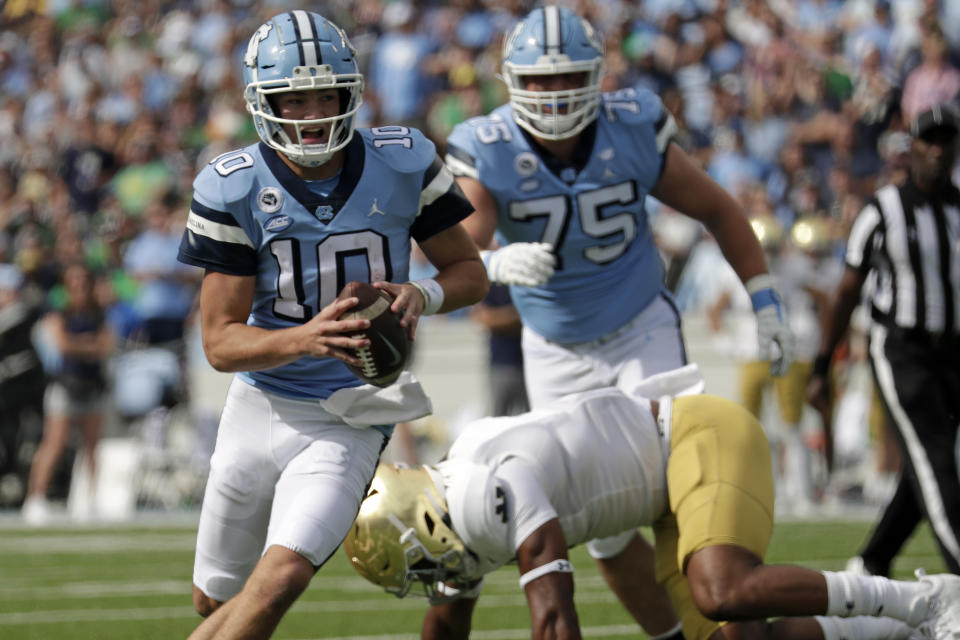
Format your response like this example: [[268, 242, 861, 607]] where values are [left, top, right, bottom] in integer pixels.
[[177, 11, 487, 640], [445, 5, 793, 640]]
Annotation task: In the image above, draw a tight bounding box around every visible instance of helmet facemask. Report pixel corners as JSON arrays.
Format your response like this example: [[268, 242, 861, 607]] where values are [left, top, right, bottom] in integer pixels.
[[344, 465, 479, 604], [244, 66, 363, 168], [503, 60, 602, 140]]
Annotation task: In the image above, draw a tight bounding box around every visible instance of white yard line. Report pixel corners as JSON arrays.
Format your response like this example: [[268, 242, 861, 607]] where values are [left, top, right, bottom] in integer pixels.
[[0, 533, 196, 553], [284, 625, 642, 640], [0, 591, 620, 626]]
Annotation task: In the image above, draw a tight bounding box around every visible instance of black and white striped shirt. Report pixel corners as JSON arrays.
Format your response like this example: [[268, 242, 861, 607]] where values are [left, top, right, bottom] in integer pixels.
[[846, 178, 960, 334]]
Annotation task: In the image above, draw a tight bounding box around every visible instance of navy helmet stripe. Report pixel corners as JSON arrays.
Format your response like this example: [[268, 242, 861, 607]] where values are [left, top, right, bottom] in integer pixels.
[[287, 12, 305, 65], [309, 13, 324, 64], [290, 10, 319, 66]]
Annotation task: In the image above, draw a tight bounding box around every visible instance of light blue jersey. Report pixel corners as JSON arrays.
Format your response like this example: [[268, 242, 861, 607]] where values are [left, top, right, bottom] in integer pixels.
[[178, 127, 473, 399], [446, 87, 677, 344]]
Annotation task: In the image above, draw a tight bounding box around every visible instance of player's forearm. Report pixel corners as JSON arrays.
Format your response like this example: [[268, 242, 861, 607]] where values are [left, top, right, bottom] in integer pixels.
[[815, 269, 867, 362], [433, 257, 489, 313], [815, 286, 860, 361], [531, 612, 582, 640], [709, 210, 769, 285], [201, 321, 307, 372], [422, 601, 475, 640]]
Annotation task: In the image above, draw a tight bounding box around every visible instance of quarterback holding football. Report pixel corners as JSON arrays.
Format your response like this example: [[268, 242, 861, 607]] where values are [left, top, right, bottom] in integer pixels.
[[177, 10, 487, 639]]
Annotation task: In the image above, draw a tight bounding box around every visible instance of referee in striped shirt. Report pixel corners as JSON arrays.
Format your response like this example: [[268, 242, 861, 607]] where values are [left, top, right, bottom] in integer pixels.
[[808, 103, 960, 576]]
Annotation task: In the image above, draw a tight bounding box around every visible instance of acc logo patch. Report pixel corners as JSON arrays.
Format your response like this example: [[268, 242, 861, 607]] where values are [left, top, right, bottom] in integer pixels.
[[514, 152, 538, 177], [257, 187, 283, 213], [263, 214, 292, 232]]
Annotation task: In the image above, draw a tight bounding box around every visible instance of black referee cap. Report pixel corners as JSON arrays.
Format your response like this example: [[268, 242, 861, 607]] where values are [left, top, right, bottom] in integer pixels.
[[910, 104, 960, 138]]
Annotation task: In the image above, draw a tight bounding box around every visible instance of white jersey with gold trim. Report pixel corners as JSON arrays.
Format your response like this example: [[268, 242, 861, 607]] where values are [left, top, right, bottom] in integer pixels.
[[434, 387, 668, 577]]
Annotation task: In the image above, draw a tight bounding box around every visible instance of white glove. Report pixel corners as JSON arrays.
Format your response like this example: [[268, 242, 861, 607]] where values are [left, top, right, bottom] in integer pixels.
[[747, 275, 794, 377], [481, 243, 555, 287]]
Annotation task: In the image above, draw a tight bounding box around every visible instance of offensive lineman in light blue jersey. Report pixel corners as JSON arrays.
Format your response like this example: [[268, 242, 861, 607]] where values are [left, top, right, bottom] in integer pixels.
[[447, 85, 670, 345], [177, 11, 487, 640], [445, 6, 794, 640]]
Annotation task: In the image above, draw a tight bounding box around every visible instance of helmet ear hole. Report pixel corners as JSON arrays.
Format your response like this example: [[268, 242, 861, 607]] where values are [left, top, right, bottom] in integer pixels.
[[423, 512, 436, 535]]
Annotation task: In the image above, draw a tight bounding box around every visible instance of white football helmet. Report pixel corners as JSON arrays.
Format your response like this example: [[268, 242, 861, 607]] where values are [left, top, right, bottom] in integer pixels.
[[501, 5, 605, 140], [343, 464, 479, 603], [242, 11, 364, 167]]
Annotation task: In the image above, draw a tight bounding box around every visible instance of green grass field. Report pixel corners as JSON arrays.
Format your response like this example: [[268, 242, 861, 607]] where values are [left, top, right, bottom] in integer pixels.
[[0, 519, 946, 640]]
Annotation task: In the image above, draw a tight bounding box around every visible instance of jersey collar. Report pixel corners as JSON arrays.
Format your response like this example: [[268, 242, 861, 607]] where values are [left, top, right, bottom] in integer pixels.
[[520, 120, 598, 184], [259, 137, 366, 221]]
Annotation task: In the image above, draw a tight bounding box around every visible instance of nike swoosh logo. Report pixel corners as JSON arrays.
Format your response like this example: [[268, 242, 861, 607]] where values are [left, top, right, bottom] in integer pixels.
[[380, 333, 403, 367]]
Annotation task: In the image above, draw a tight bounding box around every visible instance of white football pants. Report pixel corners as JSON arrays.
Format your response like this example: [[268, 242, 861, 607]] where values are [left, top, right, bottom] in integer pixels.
[[193, 378, 387, 602]]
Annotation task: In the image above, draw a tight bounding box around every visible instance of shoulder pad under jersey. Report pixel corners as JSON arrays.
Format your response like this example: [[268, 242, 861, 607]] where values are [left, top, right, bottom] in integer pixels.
[[600, 87, 677, 154], [192, 145, 261, 210], [356, 126, 436, 175]]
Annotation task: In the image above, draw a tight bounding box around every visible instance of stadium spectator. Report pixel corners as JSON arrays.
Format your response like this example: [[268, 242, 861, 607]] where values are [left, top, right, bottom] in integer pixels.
[[22, 261, 113, 525], [367, 1, 440, 129], [58, 119, 118, 217], [176, 12, 487, 639], [900, 17, 960, 123]]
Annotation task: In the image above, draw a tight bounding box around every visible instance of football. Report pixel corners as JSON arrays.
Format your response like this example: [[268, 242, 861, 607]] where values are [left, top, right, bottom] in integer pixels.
[[337, 281, 410, 387]]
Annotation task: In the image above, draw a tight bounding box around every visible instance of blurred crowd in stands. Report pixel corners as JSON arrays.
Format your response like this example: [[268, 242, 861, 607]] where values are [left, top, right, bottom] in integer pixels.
[[1, 0, 959, 515]]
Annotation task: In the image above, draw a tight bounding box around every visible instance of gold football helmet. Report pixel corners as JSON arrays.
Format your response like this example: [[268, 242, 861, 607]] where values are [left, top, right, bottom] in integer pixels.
[[343, 464, 477, 603], [790, 215, 833, 254], [749, 215, 784, 250]]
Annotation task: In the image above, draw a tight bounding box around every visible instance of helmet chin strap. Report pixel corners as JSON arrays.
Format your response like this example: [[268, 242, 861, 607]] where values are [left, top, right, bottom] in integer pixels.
[[272, 125, 336, 167], [286, 149, 335, 167]]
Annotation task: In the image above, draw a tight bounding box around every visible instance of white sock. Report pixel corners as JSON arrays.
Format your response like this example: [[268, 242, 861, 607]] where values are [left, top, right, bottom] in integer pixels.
[[822, 571, 930, 626], [815, 615, 914, 640]]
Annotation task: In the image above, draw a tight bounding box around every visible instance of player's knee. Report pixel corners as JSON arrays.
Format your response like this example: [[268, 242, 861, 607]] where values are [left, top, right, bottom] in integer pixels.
[[689, 578, 760, 622], [689, 579, 742, 621], [193, 586, 221, 618], [253, 551, 315, 612]]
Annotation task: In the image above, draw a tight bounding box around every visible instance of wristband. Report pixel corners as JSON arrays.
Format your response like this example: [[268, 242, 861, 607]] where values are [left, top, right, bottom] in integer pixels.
[[813, 353, 831, 377], [518, 558, 574, 588], [745, 274, 780, 312], [745, 274, 774, 295], [407, 278, 444, 315]]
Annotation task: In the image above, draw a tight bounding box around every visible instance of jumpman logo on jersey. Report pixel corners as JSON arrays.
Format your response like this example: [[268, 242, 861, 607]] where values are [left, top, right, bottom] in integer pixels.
[[368, 199, 385, 217]]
